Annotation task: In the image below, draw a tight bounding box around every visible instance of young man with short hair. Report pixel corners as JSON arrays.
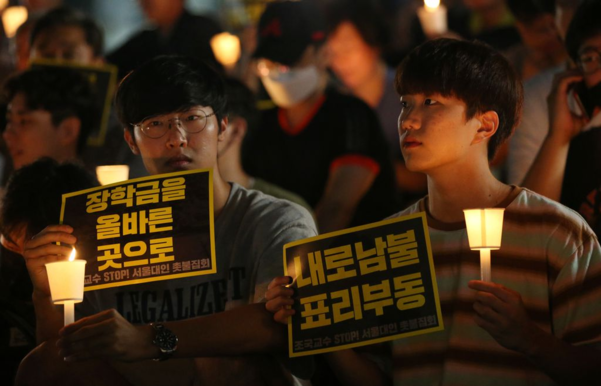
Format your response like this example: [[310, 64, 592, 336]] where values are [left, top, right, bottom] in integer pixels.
[[2, 66, 96, 170], [15, 56, 317, 386], [392, 38, 601, 385], [265, 37, 601, 386]]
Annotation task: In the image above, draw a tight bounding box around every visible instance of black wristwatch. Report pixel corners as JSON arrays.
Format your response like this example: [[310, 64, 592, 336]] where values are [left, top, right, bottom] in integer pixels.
[[150, 323, 178, 361]]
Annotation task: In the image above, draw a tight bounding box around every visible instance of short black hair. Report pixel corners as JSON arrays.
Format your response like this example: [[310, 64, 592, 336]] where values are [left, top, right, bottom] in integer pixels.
[[395, 38, 523, 159], [3, 66, 98, 155], [323, 0, 390, 49], [30, 6, 104, 58], [224, 78, 259, 132], [565, 0, 601, 62], [507, 0, 555, 23], [115, 55, 227, 131], [0, 158, 98, 244]]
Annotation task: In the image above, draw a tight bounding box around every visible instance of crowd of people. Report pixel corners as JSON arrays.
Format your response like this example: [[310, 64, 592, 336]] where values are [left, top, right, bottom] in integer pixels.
[[0, 0, 600, 385]]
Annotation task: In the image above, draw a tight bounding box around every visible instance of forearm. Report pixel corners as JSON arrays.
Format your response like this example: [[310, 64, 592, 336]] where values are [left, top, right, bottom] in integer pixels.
[[325, 349, 392, 386], [33, 290, 65, 343], [315, 200, 356, 234], [521, 135, 570, 200], [524, 327, 601, 385], [139, 303, 287, 360]]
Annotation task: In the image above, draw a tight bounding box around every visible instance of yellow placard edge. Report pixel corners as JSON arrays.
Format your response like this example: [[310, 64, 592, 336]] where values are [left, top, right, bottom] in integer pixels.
[[59, 168, 217, 291], [289, 324, 445, 358], [283, 211, 444, 358]]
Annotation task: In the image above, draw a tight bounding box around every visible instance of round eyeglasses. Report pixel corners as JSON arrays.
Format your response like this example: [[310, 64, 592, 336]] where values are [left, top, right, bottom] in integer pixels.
[[132, 109, 216, 139], [578, 47, 601, 75]]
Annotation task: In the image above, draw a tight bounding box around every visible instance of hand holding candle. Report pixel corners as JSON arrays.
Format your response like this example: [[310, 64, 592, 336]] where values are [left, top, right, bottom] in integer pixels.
[[417, 0, 448, 38], [463, 208, 505, 281], [45, 247, 87, 325]]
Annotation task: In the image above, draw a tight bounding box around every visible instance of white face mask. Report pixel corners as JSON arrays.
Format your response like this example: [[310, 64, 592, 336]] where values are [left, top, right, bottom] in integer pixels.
[[260, 65, 320, 108]]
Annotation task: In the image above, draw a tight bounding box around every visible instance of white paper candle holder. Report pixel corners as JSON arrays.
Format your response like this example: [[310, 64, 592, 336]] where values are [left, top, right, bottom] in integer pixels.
[[46, 258, 86, 325], [463, 208, 505, 282], [96, 165, 129, 186]]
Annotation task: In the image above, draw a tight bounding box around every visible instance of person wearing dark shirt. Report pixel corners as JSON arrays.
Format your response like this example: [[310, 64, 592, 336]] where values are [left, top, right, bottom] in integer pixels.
[[107, 0, 222, 78], [244, 0, 398, 233]]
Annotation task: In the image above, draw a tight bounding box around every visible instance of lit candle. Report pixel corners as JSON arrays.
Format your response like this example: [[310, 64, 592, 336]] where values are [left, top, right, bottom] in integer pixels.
[[417, 0, 448, 38], [96, 165, 129, 186], [463, 208, 505, 282], [210, 32, 241, 69], [2, 6, 27, 38], [45, 248, 87, 326]]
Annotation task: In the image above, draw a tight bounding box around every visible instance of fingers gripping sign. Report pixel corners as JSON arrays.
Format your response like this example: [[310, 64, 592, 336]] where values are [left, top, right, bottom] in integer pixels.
[[265, 276, 296, 324], [468, 280, 545, 355]]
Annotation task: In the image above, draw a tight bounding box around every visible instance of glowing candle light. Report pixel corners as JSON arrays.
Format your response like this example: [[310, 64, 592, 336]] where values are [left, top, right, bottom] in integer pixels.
[[210, 32, 241, 69], [463, 208, 505, 282], [96, 165, 129, 186], [417, 0, 447, 38], [0, 0, 9, 11], [46, 248, 87, 326], [2, 6, 28, 38]]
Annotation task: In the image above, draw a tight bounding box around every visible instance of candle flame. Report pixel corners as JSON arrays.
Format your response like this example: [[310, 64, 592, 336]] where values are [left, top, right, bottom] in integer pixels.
[[2, 6, 28, 38], [69, 247, 76, 262], [424, 0, 440, 11]]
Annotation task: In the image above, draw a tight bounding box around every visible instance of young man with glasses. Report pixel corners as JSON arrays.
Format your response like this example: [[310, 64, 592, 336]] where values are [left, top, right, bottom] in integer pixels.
[[15, 55, 317, 386], [522, 0, 601, 236]]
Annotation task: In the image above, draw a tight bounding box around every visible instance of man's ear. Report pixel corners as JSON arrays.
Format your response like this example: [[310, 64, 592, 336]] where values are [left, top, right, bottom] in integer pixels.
[[472, 111, 499, 145], [57, 116, 81, 147], [124, 128, 140, 155], [228, 116, 248, 143], [217, 116, 229, 142]]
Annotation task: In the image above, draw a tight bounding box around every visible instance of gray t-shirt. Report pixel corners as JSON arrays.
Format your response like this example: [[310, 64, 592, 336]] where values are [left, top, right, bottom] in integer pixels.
[[79, 183, 317, 322]]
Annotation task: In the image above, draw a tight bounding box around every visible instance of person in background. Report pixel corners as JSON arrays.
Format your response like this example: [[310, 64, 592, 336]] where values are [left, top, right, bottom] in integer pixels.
[[107, 0, 222, 79], [2, 66, 96, 170], [28, 6, 147, 179], [522, 0, 601, 236], [505, 0, 566, 81], [0, 158, 98, 385], [244, 0, 398, 233], [220, 77, 314, 214], [506, 0, 584, 185], [324, 0, 426, 208]]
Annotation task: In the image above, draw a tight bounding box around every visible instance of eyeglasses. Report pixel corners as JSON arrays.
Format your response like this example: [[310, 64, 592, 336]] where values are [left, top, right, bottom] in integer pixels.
[[132, 109, 216, 139], [577, 47, 601, 74]]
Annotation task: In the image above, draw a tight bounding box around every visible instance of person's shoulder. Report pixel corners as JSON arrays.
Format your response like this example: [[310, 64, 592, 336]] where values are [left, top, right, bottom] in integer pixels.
[[326, 88, 372, 111], [180, 10, 222, 34], [228, 183, 316, 231], [512, 188, 597, 241], [386, 198, 424, 220], [523, 65, 563, 96]]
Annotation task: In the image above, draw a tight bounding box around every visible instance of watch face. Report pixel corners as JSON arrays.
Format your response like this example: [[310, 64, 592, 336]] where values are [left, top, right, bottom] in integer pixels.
[[154, 326, 178, 353]]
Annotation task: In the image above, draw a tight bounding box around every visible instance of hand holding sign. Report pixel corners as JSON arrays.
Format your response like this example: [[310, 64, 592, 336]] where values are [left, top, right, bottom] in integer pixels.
[[265, 276, 296, 324]]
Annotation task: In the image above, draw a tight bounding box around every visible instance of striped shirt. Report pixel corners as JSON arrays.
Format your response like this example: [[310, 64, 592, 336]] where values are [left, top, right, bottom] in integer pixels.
[[391, 187, 601, 386]]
